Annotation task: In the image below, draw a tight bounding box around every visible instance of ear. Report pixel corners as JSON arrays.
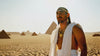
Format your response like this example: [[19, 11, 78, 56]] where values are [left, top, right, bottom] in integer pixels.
[[67, 13, 70, 17]]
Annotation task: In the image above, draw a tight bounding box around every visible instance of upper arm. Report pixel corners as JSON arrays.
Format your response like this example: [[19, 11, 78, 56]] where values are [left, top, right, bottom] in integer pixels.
[[73, 25, 87, 51]]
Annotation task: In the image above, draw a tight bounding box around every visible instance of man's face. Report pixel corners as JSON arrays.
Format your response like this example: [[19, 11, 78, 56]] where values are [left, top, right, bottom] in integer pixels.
[[56, 11, 68, 23]]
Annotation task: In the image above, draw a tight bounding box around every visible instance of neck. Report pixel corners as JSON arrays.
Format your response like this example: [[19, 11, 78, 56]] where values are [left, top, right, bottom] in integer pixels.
[[59, 20, 68, 30]]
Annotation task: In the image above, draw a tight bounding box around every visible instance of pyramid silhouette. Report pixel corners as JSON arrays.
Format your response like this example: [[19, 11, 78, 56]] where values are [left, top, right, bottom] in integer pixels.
[[32, 32, 37, 36], [21, 32, 25, 36], [25, 30, 32, 35], [45, 21, 57, 34], [0, 30, 10, 39]]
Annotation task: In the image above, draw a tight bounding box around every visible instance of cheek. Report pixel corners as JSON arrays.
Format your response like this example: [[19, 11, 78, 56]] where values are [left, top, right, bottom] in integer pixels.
[[56, 15, 59, 18], [62, 16, 66, 19]]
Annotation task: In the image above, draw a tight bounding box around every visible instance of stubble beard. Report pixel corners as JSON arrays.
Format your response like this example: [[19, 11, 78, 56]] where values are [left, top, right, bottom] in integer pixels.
[[58, 18, 67, 24]]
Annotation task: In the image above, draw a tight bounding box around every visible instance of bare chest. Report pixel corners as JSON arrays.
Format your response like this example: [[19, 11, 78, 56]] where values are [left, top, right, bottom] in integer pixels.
[[57, 32, 77, 49]]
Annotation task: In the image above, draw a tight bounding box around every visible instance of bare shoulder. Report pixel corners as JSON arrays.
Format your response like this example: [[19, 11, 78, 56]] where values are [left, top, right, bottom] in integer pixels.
[[72, 24, 85, 41], [73, 24, 83, 34]]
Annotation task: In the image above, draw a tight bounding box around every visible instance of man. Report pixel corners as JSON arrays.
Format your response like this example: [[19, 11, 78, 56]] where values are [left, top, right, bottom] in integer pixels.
[[49, 7, 87, 56]]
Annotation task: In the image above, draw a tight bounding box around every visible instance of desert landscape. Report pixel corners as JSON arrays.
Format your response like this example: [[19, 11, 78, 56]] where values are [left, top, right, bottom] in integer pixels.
[[0, 31, 100, 56], [0, 31, 50, 56], [0, 22, 100, 56], [85, 32, 100, 56], [0, 0, 100, 56]]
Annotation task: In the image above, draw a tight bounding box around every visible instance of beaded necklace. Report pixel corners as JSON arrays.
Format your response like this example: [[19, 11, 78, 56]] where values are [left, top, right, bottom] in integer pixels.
[[58, 26, 67, 38]]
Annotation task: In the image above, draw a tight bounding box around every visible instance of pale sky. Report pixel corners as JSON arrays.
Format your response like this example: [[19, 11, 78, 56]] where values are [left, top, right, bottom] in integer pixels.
[[0, 0, 100, 33]]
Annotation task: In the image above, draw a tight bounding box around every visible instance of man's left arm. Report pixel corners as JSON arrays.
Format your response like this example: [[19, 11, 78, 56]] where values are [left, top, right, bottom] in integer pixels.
[[73, 25, 87, 56]]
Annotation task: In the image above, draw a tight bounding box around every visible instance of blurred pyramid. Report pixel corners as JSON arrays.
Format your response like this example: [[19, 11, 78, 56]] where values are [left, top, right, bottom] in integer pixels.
[[45, 21, 57, 34], [32, 32, 37, 36], [0, 30, 10, 39], [21, 32, 25, 36], [25, 30, 32, 35]]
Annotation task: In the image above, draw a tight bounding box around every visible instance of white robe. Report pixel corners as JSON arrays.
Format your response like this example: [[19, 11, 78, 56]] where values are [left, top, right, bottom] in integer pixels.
[[49, 23, 81, 56]]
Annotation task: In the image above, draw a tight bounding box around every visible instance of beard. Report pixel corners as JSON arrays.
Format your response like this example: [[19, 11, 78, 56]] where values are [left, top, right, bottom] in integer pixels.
[[58, 18, 67, 24], [58, 20, 64, 23]]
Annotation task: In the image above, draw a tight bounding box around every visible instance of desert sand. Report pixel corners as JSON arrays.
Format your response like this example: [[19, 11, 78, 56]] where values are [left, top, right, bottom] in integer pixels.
[[0, 32, 100, 56]]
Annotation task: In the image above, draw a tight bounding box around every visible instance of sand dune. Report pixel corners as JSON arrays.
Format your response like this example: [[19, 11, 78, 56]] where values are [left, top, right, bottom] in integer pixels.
[[0, 34, 50, 56], [0, 33, 100, 56], [85, 32, 100, 56]]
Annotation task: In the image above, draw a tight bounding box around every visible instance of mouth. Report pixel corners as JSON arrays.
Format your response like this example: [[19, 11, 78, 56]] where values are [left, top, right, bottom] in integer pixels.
[[58, 19, 64, 23], [57, 17, 62, 19]]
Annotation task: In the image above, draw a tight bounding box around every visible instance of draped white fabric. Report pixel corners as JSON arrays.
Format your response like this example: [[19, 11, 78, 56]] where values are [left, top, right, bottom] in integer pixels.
[[49, 23, 79, 56]]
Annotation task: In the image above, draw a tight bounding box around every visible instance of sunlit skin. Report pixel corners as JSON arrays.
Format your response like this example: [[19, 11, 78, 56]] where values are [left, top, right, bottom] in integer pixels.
[[56, 11, 87, 56]]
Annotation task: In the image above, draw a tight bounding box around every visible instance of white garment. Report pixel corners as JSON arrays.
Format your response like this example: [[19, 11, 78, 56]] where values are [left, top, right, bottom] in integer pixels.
[[57, 49, 78, 56], [49, 23, 81, 56], [71, 49, 78, 56]]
